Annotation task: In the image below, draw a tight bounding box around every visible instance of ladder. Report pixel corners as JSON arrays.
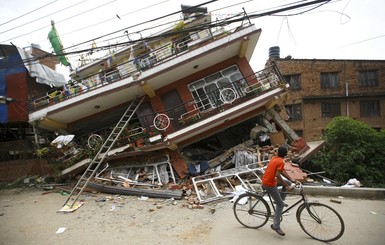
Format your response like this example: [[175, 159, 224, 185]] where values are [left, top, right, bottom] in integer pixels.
[[59, 96, 145, 212]]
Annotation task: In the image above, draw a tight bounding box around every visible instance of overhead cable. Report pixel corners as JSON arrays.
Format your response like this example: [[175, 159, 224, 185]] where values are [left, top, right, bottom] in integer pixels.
[[0, 0, 58, 27], [0, 0, 88, 35]]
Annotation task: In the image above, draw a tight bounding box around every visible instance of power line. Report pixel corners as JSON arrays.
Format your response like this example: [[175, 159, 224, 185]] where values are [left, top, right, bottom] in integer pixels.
[[33, 0, 170, 46], [336, 34, 385, 49], [1, 0, 336, 69], [0, 11, 240, 70], [0, 0, 88, 36], [0, 0, 58, 27], [0, 0, 118, 43], [62, 0, 219, 52]]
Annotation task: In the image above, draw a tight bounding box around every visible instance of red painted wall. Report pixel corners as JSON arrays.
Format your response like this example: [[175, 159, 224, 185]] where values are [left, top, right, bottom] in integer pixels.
[[6, 72, 29, 122]]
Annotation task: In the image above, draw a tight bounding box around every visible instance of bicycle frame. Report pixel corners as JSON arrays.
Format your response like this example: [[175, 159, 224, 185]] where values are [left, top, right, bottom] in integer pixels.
[[266, 189, 306, 216], [265, 188, 323, 224], [234, 185, 345, 242]]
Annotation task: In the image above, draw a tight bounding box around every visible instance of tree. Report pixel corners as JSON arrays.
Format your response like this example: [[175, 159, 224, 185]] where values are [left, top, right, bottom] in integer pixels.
[[310, 116, 385, 187]]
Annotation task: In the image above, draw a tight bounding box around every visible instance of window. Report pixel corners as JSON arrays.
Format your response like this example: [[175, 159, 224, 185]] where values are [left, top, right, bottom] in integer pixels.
[[283, 74, 301, 90], [360, 100, 380, 117], [359, 70, 379, 87], [321, 102, 341, 118], [320, 72, 339, 89], [188, 65, 244, 111], [285, 103, 302, 120]]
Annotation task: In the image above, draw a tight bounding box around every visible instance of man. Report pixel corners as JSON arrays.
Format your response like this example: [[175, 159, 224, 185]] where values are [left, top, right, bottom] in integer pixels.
[[262, 146, 295, 236]]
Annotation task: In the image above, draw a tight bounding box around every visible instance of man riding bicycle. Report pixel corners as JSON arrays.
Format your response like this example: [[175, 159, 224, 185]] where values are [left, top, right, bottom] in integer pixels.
[[262, 146, 295, 236]]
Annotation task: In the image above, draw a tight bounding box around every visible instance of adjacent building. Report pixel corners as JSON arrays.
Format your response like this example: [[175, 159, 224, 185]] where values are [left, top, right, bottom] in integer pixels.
[[272, 57, 385, 141], [0, 44, 65, 181]]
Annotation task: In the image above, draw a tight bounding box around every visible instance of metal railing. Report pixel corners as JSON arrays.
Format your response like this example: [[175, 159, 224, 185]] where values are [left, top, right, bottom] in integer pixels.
[[28, 24, 246, 112], [46, 65, 286, 167], [81, 65, 285, 143]]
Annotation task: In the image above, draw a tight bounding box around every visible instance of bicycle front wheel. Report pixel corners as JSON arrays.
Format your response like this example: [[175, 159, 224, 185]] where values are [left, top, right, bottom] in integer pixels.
[[297, 202, 345, 242], [233, 192, 270, 229]]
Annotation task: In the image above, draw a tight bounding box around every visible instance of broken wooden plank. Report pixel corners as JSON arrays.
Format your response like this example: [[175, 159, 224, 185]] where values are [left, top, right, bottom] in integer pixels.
[[87, 182, 183, 200]]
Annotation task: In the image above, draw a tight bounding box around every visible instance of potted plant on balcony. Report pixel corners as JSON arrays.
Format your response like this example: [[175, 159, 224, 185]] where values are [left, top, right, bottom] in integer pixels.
[[179, 113, 201, 126]]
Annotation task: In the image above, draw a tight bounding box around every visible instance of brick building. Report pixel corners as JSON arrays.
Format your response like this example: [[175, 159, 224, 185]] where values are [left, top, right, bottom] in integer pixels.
[[271, 58, 385, 141], [0, 44, 60, 181]]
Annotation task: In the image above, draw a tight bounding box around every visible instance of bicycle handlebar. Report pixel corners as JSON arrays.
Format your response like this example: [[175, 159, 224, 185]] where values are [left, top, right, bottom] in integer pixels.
[[293, 181, 303, 192]]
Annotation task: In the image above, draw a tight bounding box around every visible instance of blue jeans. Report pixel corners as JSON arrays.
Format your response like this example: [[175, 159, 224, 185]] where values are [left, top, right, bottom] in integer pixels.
[[279, 179, 292, 201], [263, 185, 284, 229]]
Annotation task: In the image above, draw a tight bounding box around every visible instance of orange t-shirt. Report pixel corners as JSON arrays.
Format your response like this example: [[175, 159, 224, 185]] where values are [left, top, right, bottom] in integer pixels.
[[262, 156, 285, 187]]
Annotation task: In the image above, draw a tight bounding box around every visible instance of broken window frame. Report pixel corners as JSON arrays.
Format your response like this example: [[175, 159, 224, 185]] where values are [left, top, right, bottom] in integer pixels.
[[285, 103, 302, 120], [192, 162, 267, 204], [99, 155, 176, 186]]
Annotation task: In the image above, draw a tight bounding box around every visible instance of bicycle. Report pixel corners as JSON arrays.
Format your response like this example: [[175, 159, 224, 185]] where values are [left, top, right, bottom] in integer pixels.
[[233, 182, 345, 242]]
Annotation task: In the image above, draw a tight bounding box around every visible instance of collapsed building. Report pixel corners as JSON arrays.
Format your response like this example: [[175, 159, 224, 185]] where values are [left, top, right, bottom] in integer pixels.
[[1, 5, 324, 211]]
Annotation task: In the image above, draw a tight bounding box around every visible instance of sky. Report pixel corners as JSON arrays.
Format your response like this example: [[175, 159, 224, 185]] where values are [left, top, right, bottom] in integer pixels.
[[1, 0, 384, 79]]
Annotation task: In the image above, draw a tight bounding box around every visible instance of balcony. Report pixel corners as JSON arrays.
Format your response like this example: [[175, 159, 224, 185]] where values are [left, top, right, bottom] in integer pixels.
[[46, 65, 288, 172], [28, 25, 246, 112]]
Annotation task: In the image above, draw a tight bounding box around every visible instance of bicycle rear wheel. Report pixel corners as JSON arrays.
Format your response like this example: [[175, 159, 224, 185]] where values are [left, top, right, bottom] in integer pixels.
[[233, 192, 270, 229], [297, 202, 345, 242]]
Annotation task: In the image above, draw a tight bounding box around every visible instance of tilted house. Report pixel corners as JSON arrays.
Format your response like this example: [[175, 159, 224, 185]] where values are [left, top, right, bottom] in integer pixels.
[[27, 7, 313, 190]]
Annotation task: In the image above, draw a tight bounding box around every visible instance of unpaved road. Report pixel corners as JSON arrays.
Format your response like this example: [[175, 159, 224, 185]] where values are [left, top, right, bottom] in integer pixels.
[[0, 187, 384, 245]]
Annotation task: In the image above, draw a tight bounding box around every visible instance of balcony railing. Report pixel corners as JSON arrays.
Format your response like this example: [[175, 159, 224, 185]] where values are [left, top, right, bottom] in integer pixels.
[[28, 25, 243, 112], [46, 65, 287, 168]]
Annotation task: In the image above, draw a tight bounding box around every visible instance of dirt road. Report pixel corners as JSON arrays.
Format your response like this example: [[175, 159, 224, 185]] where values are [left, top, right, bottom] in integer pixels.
[[0, 187, 384, 245]]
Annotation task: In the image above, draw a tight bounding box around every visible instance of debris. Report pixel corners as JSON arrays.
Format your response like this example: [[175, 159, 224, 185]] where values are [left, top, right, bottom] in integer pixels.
[[59, 190, 68, 196], [55, 227, 66, 234], [95, 198, 107, 202], [87, 182, 183, 199], [330, 199, 342, 204], [162, 197, 174, 203], [42, 191, 55, 195], [109, 204, 116, 211], [323, 178, 331, 184], [138, 196, 149, 201], [43, 185, 54, 190], [370, 211, 377, 215], [192, 204, 204, 209], [57, 202, 84, 213], [342, 178, 362, 188], [51, 134, 75, 149]]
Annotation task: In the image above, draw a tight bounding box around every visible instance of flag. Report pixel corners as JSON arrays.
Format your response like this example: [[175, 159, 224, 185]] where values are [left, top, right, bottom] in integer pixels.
[[48, 21, 70, 66]]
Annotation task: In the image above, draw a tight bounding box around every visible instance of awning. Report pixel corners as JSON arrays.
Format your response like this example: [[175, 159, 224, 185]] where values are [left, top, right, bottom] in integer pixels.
[[17, 47, 67, 87]]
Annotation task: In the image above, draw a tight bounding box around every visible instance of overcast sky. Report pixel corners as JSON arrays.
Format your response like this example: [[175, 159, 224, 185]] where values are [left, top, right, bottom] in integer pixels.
[[1, 0, 384, 78]]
